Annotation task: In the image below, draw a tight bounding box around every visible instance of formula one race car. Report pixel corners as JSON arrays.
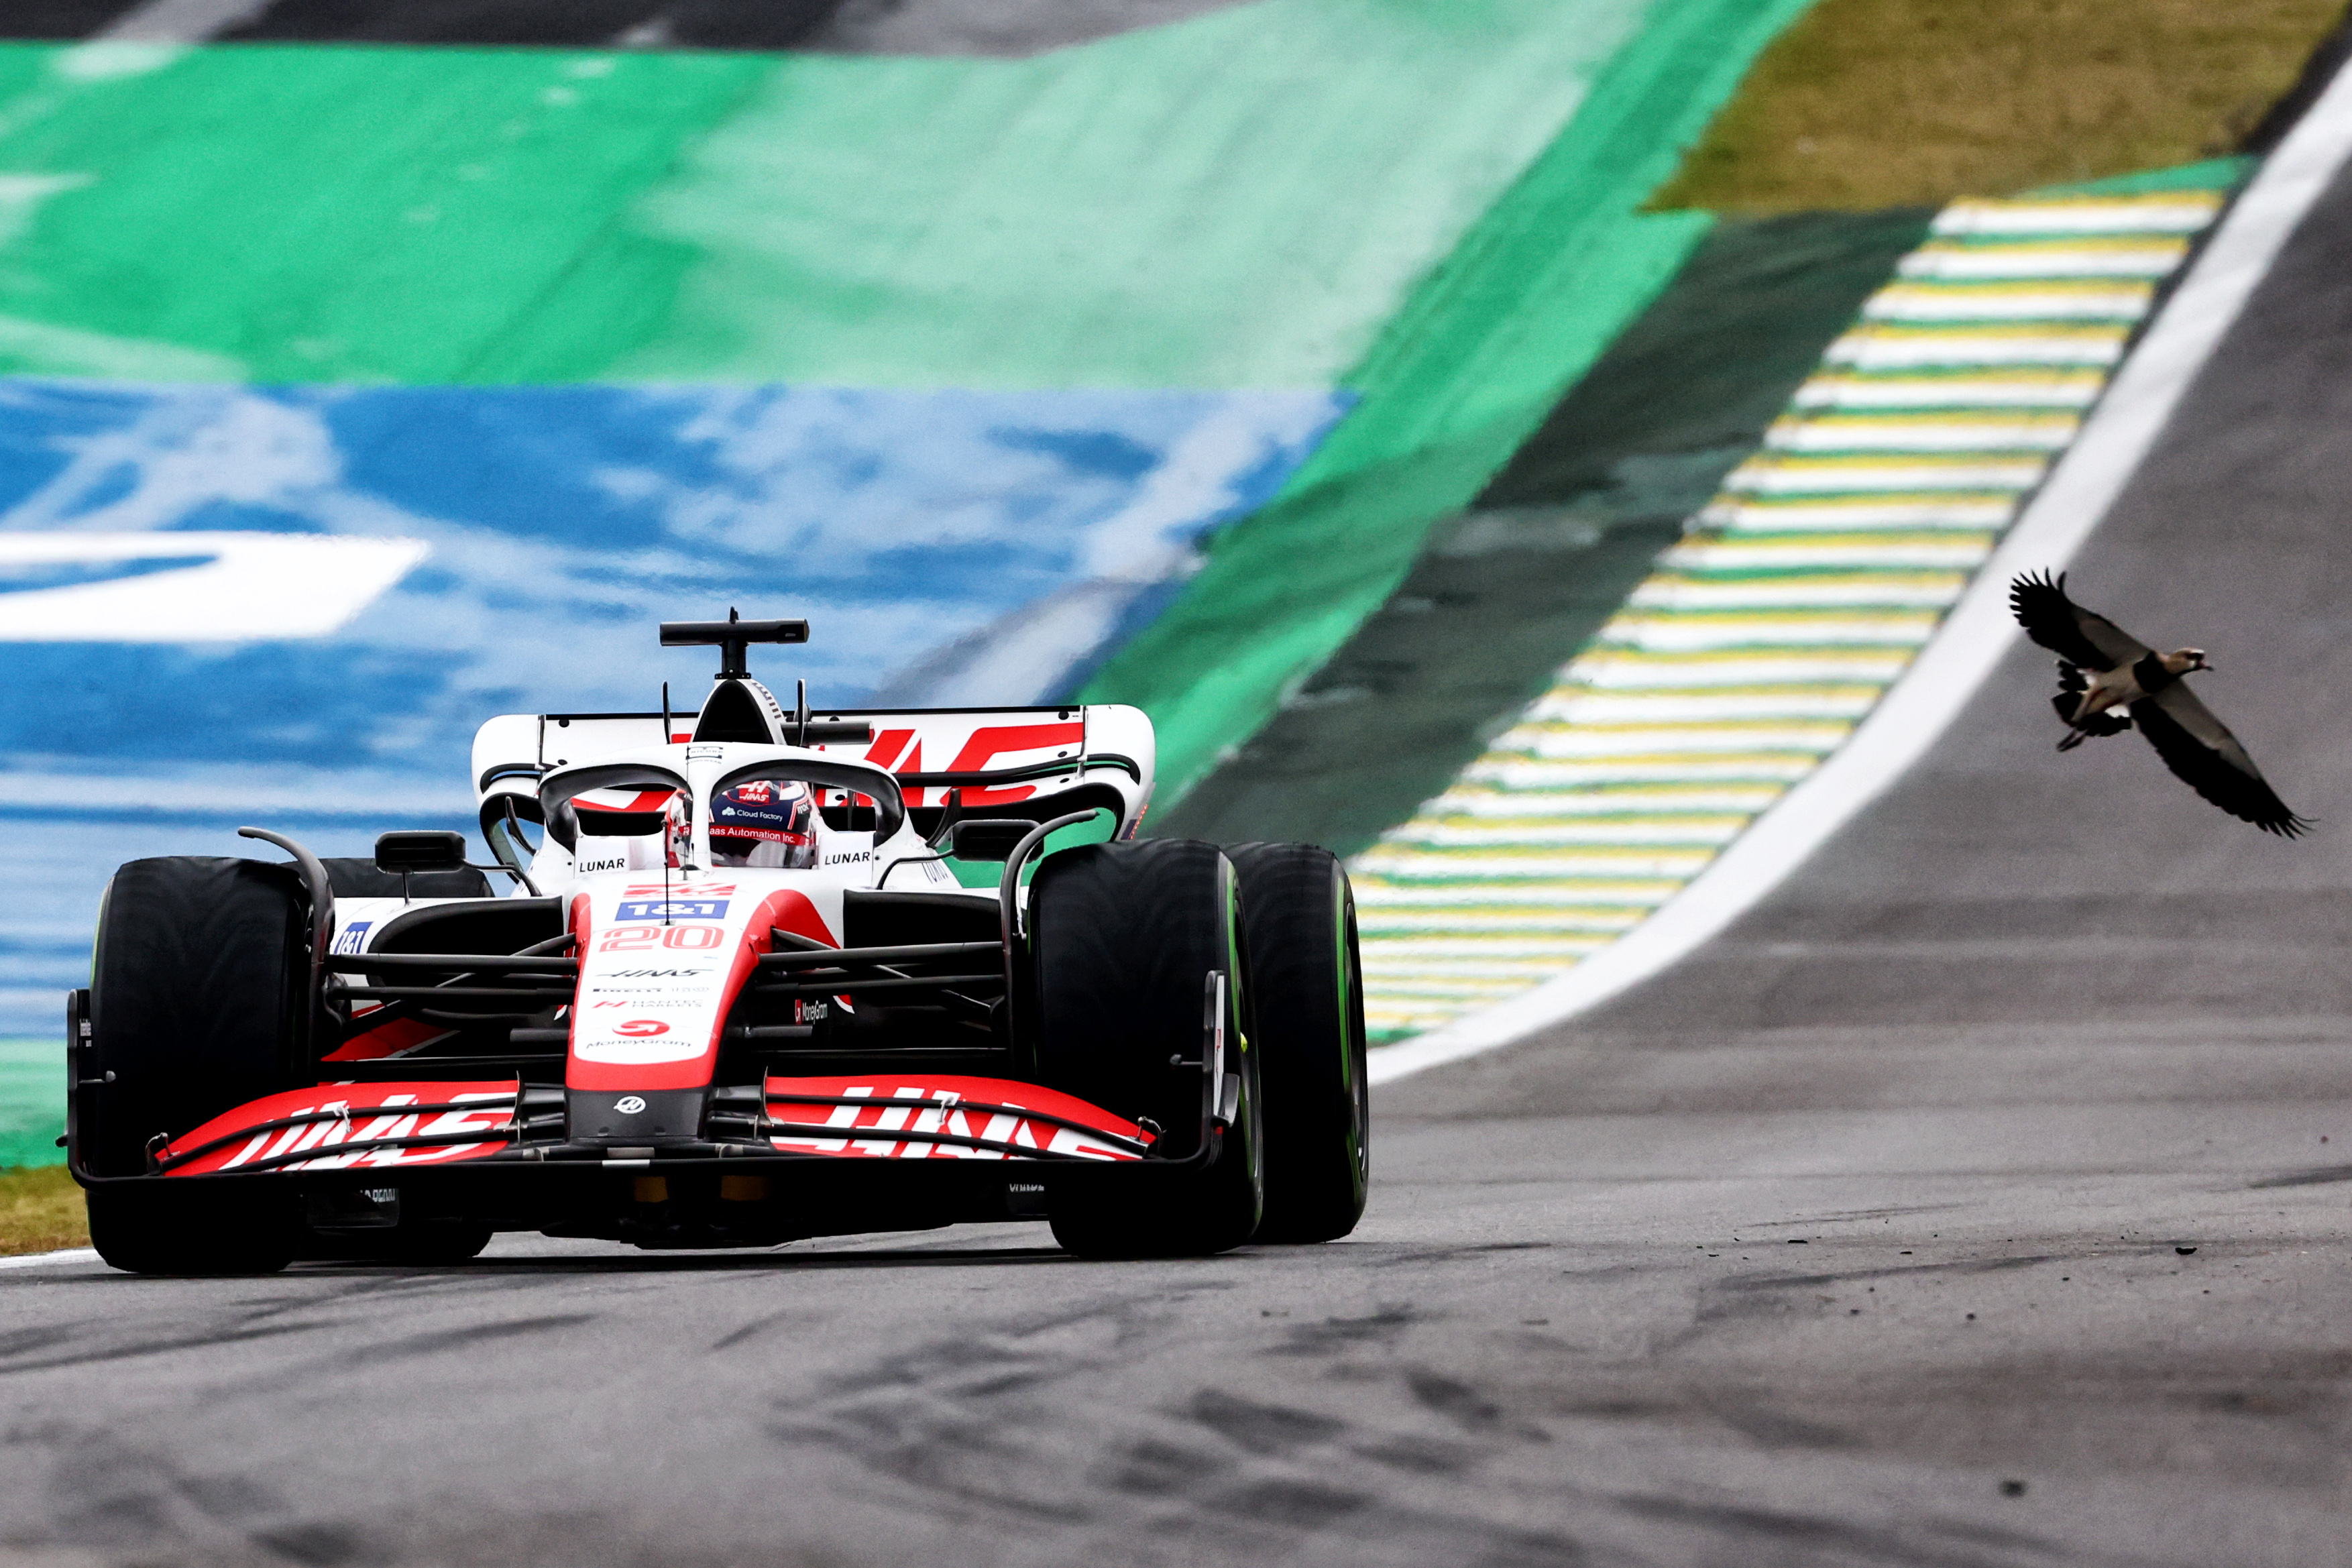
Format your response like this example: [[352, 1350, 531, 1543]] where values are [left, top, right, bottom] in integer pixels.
[[66, 615, 1368, 1273]]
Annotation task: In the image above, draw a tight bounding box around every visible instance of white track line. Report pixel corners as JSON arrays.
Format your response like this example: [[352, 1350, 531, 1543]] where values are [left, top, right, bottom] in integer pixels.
[[0, 1247, 97, 1270], [95, 0, 274, 43], [1368, 62, 2352, 1086]]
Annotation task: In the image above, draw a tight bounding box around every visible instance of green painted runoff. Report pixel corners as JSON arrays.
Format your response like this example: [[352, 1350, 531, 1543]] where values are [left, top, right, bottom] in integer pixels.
[[0, 1038, 62, 1169], [605, 0, 1656, 388], [0, 2, 1662, 388]]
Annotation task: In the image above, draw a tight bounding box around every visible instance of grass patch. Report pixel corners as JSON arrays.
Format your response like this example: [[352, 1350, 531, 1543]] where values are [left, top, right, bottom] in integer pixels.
[[1653, 0, 2347, 211], [0, 1035, 65, 1170], [0, 1164, 85, 1256]]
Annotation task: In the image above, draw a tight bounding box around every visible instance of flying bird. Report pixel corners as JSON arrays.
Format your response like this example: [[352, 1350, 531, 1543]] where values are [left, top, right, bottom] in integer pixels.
[[2009, 570, 2309, 837]]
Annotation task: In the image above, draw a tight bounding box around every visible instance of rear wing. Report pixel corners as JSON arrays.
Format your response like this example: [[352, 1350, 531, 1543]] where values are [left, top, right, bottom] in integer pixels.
[[471, 704, 1156, 840]]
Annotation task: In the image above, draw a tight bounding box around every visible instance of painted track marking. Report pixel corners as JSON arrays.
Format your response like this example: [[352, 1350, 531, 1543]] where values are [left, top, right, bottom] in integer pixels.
[[0, 1247, 97, 1270]]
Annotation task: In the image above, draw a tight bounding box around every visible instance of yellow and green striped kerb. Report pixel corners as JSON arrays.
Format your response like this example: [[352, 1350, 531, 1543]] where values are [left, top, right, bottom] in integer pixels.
[[1351, 183, 2235, 1042]]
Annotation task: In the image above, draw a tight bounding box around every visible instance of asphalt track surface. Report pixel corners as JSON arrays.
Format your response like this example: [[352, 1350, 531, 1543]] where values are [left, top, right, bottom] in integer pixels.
[[4, 144, 2351, 1568]]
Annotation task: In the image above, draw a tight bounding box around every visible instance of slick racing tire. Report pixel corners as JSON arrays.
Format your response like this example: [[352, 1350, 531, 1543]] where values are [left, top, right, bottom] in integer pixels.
[[82, 856, 310, 1275], [307, 1223, 495, 1266], [86, 1183, 296, 1276], [378, 1223, 495, 1265], [1227, 844, 1369, 1243], [1030, 840, 1262, 1259]]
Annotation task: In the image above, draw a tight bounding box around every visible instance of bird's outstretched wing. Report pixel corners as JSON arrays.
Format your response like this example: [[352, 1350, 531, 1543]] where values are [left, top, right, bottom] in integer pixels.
[[2129, 683, 2311, 837], [2009, 571, 2149, 671]]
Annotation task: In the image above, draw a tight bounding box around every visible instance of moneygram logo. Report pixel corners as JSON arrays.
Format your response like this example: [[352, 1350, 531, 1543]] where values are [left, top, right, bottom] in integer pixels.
[[613, 1019, 669, 1038]]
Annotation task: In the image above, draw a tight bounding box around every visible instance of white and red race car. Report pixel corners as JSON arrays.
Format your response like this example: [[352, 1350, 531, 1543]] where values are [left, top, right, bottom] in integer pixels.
[[66, 615, 1367, 1272]]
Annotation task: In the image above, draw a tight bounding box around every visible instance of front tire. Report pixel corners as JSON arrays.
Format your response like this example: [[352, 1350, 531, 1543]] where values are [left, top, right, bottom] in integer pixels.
[[81, 856, 311, 1275], [86, 1184, 296, 1276], [1030, 840, 1262, 1258], [1227, 844, 1369, 1242]]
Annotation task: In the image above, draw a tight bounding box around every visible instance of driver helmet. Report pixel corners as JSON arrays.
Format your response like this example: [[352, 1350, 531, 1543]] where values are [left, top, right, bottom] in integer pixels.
[[708, 777, 818, 869]]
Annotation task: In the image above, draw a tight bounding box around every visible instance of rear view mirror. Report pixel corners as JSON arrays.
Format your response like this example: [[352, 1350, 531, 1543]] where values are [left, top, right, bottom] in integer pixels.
[[575, 809, 668, 837], [948, 819, 1033, 862], [376, 830, 467, 873]]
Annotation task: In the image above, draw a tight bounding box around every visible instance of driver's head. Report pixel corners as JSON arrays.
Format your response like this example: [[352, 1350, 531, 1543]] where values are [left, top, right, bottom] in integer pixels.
[[708, 777, 818, 868]]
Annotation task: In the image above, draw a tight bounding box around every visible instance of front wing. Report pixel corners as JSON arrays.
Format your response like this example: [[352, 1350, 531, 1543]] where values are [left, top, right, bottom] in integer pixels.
[[152, 1075, 1156, 1176]]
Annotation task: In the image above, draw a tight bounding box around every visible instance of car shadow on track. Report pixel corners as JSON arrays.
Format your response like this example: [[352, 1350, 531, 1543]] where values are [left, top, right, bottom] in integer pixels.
[[288, 1242, 1102, 1276]]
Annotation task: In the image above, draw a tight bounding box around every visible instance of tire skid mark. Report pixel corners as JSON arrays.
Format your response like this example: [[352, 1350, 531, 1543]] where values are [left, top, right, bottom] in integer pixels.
[[1259, 1302, 1423, 1357], [1612, 1491, 2068, 1568], [353, 1311, 598, 1361], [1185, 1389, 1346, 1455], [0, 1317, 330, 1377], [2247, 1162, 2352, 1188], [747, 1286, 1590, 1563], [1718, 1253, 2059, 1292]]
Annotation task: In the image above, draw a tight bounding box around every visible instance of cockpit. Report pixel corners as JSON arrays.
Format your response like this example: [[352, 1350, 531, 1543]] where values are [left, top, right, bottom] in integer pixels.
[[705, 777, 818, 869], [520, 754, 906, 883]]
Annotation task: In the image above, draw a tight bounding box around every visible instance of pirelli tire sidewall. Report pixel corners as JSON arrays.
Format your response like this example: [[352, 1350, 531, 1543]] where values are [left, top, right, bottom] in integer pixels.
[[83, 856, 309, 1274], [1225, 842, 1369, 1243], [1029, 838, 1262, 1257]]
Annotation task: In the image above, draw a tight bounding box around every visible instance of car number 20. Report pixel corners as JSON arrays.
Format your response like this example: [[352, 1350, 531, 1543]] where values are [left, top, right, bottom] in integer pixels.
[[598, 923, 726, 952]]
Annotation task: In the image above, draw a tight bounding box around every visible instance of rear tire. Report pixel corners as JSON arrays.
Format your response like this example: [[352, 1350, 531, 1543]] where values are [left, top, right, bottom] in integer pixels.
[[1227, 844, 1369, 1243], [307, 1223, 494, 1266], [1030, 840, 1262, 1258], [81, 856, 311, 1275], [386, 1224, 494, 1264]]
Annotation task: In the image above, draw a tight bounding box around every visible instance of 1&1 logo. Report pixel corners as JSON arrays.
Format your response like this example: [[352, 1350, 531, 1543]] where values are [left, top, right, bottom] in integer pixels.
[[617, 898, 729, 921]]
